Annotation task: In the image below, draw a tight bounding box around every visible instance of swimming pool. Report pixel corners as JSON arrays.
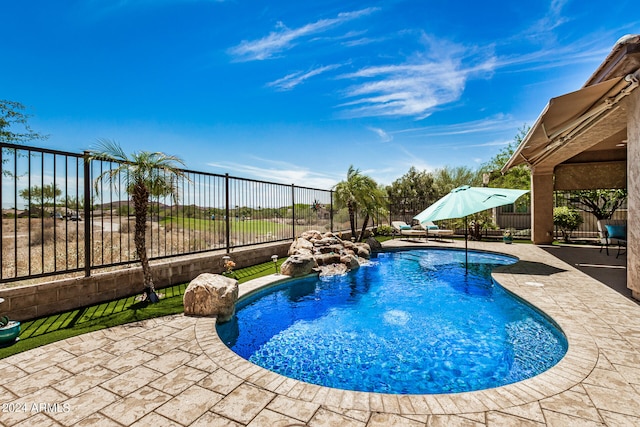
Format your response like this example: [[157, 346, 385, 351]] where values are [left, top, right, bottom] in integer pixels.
[[216, 249, 568, 394]]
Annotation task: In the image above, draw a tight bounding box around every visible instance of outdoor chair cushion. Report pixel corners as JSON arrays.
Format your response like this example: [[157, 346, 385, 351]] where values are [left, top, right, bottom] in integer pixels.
[[605, 224, 626, 240], [392, 221, 426, 238]]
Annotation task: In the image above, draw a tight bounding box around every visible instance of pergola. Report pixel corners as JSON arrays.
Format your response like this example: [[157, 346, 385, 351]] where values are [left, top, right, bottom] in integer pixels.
[[502, 34, 640, 300]]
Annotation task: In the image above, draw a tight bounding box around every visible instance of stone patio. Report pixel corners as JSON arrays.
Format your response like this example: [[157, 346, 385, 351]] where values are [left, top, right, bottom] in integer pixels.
[[1, 240, 640, 426]]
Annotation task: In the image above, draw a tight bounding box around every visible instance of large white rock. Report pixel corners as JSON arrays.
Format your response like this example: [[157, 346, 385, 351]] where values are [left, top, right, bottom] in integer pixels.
[[340, 254, 361, 270], [288, 237, 314, 255], [280, 254, 318, 277], [285, 231, 373, 276], [183, 273, 238, 322], [354, 243, 371, 259]]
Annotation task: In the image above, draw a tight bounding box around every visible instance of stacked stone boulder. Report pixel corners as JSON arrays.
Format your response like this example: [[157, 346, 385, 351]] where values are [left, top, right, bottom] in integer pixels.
[[183, 273, 238, 322], [281, 230, 372, 277]]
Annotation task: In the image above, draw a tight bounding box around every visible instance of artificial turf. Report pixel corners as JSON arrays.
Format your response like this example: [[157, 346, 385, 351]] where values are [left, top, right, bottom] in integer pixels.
[[0, 257, 286, 359]]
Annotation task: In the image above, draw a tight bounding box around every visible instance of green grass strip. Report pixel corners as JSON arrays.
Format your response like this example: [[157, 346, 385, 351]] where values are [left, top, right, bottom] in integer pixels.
[[0, 258, 287, 360]]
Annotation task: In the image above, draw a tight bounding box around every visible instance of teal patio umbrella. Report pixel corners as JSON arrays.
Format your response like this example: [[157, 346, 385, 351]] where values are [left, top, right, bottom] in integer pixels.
[[413, 185, 529, 269]]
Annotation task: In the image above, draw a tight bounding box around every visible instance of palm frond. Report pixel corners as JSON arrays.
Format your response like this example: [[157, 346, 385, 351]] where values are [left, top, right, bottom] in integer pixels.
[[89, 138, 129, 162]]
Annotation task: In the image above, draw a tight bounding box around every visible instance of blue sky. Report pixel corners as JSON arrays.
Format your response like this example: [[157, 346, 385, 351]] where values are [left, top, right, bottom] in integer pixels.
[[2, 0, 637, 188]]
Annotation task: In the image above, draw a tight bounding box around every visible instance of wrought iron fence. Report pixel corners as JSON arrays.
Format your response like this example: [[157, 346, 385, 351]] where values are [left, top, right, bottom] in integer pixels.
[[1, 143, 334, 283], [554, 190, 628, 239], [4, 142, 627, 283]]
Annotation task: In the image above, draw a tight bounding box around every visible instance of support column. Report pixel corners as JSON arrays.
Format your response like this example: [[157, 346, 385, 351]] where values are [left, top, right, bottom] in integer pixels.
[[531, 167, 555, 245], [627, 88, 640, 299]]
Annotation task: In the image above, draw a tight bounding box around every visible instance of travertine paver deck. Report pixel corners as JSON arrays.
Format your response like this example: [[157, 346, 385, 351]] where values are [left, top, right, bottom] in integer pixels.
[[2, 240, 640, 426]]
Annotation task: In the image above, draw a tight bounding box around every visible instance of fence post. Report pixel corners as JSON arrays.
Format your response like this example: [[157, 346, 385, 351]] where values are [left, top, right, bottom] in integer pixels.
[[83, 151, 92, 277], [291, 184, 295, 239], [330, 190, 334, 232], [225, 173, 230, 254]]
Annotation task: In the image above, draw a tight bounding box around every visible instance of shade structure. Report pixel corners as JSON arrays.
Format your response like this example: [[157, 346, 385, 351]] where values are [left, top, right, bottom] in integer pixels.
[[413, 185, 529, 270], [502, 77, 625, 170]]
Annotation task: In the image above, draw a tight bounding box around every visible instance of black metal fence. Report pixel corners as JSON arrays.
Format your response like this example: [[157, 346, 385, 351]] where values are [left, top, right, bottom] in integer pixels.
[[1, 143, 334, 283], [554, 191, 627, 239], [2, 142, 628, 284]]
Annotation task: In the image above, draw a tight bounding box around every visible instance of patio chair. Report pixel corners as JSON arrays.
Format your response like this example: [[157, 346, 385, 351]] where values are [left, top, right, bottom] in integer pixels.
[[420, 221, 454, 242], [597, 219, 626, 258], [391, 221, 426, 240]]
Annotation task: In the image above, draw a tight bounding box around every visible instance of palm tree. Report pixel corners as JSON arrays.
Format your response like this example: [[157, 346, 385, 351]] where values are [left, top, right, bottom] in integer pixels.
[[88, 139, 187, 303], [334, 166, 384, 241], [357, 183, 387, 241]]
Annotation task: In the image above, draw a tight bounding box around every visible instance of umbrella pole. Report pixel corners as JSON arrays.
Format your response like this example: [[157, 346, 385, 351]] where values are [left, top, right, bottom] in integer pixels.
[[464, 216, 468, 272]]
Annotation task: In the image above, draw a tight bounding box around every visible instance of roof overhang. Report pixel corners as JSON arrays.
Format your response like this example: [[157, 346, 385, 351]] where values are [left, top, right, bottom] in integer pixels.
[[503, 34, 640, 175]]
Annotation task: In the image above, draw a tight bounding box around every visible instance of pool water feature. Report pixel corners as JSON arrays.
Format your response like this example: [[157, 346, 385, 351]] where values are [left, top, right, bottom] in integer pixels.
[[216, 249, 568, 394]]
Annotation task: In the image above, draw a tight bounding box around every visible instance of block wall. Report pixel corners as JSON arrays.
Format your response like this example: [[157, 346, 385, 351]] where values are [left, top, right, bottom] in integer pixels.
[[0, 242, 291, 321]]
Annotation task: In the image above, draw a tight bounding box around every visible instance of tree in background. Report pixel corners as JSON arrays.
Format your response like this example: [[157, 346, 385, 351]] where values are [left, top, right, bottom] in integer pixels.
[[18, 183, 62, 216], [477, 125, 532, 227], [432, 165, 479, 198], [88, 139, 187, 303], [334, 166, 384, 241], [386, 167, 435, 222], [479, 125, 531, 191], [569, 189, 627, 220], [0, 100, 48, 144], [1, 100, 49, 179]]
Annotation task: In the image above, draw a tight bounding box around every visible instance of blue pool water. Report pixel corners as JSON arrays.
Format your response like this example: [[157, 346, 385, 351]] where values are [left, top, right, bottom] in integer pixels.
[[216, 249, 568, 394]]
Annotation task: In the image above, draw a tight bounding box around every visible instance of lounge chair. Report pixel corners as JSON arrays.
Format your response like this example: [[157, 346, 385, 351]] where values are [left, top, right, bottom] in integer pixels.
[[597, 219, 626, 258], [420, 221, 454, 241], [391, 221, 426, 240]]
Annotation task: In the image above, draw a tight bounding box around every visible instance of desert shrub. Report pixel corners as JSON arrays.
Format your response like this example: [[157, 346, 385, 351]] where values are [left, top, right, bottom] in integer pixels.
[[553, 206, 583, 242], [375, 225, 394, 236], [29, 219, 59, 246], [117, 205, 131, 216], [119, 221, 131, 233], [30, 228, 52, 246]]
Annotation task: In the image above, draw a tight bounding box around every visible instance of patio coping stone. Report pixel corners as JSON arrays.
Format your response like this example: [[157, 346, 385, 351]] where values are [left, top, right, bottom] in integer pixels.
[[1, 239, 639, 426]]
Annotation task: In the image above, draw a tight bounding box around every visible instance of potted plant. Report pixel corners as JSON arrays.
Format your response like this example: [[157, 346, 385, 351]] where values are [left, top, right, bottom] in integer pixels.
[[0, 298, 20, 345], [503, 229, 514, 244]]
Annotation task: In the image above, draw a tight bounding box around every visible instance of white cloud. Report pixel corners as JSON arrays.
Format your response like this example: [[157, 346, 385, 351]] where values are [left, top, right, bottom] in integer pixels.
[[206, 159, 339, 188], [267, 64, 341, 91], [521, 0, 571, 45], [395, 115, 520, 138], [342, 37, 380, 48], [228, 8, 379, 61], [467, 139, 512, 148], [367, 127, 392, 143], [493, 4, 622, 76], [492, 39, 609, 75], [392, 145, 438, 173], [337, 36, 497, 119]]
